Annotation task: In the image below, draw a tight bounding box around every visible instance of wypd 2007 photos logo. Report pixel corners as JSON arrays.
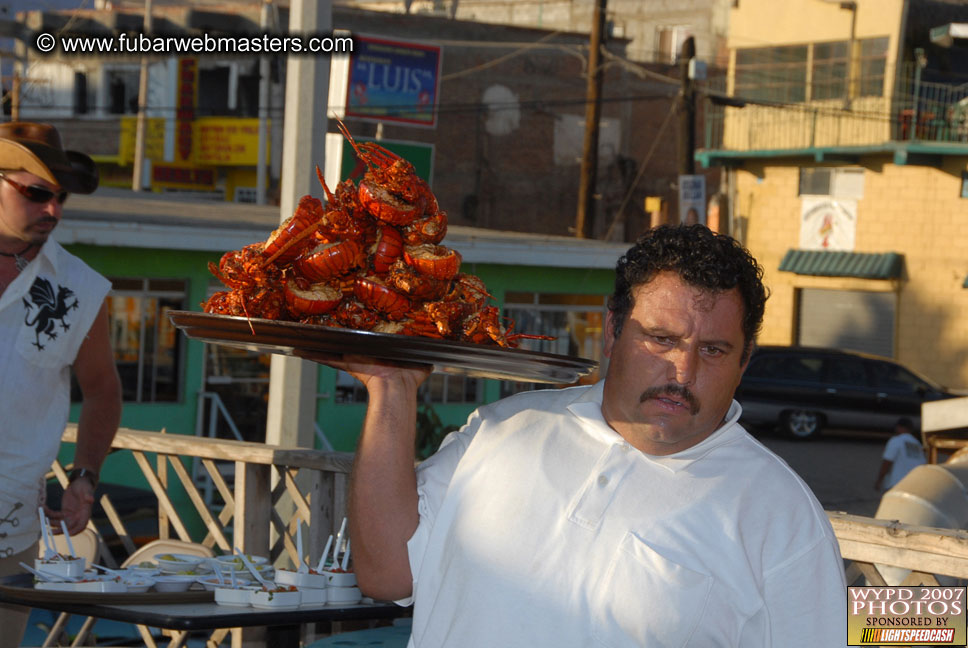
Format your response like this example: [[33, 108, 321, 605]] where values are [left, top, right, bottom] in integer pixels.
[[849, 586, 967, 645]]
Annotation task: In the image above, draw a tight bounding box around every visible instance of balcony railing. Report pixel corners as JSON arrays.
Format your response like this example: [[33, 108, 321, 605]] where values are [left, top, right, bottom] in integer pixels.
[[701, 71, 968, 153]]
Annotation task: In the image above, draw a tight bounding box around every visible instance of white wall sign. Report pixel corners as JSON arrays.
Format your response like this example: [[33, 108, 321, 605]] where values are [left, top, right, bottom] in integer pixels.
[[678, 174, 706, 224], [799, 197, 857, 251]]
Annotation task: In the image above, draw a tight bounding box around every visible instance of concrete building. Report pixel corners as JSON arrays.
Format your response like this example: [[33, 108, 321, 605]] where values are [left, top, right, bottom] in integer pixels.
[[699, 0, 968, 392]]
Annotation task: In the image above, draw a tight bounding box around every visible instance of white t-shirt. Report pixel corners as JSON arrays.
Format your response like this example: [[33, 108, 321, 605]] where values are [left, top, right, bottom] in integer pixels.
[[403, 381, 846, 648], [0, 240, 110, 554], [882, 432, 926, 490]]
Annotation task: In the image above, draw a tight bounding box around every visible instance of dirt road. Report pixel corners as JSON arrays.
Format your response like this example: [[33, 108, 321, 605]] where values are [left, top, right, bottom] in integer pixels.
[[758, 432, 888, 517]]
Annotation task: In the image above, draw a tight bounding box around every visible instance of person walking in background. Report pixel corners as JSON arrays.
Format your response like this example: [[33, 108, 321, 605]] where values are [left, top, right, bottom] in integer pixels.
[[874, 417, 926, 492], [0, 122, 121, 648]]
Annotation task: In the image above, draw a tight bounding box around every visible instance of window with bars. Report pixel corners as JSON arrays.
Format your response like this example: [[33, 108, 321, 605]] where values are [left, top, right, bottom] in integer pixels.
[[812, 41, 848, 101], [735, 37, 888, 104], [735, 45, 808, 103], [858, 37, 889, 98]]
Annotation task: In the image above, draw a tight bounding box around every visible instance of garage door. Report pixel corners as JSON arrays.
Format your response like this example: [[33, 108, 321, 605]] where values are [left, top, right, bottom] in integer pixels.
[[797, 288, 895, 357]]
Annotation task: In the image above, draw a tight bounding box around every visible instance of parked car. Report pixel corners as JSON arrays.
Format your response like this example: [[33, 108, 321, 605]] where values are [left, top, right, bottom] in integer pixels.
[[735, 345, 958, 439]]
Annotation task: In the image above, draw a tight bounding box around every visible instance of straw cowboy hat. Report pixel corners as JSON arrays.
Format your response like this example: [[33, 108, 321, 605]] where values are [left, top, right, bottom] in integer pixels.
[[0, 121, 98, 194]]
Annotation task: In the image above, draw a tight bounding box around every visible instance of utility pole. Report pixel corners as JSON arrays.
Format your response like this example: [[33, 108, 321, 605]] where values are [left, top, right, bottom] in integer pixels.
[[132, 0, 153, 191], [575, 0, 607, 239], [677, 36, 696, 178]]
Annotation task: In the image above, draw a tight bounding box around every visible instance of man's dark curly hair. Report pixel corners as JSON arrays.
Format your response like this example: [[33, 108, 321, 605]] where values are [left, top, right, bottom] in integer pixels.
[[609, 225, 768, 362]]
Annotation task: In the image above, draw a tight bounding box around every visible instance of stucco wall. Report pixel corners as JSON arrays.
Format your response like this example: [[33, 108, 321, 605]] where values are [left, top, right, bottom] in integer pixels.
[[734, 158, 968, 391]]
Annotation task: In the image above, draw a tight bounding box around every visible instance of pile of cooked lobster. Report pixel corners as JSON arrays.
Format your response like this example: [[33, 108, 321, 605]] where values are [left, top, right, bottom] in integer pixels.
[[204, 122, 552, 349]]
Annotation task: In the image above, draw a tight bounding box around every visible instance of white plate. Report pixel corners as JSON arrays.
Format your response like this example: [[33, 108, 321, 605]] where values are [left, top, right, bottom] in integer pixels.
[[36, 580, 128, 593], [197, 576, 254, 592]]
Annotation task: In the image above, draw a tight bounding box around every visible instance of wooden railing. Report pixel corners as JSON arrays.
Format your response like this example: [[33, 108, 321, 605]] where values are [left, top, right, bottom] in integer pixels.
[[833, 512, 968, 586], [55, 425, 354, 571], [50, 427, 968, 643]]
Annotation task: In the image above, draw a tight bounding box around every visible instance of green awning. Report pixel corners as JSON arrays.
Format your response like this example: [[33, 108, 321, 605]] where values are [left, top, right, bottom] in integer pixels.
[[778, 249, 903, 279]]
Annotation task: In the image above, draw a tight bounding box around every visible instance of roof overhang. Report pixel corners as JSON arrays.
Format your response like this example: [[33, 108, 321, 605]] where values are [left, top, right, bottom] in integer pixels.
[[778, 249, 903, 280], [696, 141, 968, 169], [55, 189, 628, 270]]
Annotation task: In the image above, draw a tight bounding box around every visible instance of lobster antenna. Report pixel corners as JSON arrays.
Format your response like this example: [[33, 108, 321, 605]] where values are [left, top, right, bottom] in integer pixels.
[[315, 165, 336, 204]]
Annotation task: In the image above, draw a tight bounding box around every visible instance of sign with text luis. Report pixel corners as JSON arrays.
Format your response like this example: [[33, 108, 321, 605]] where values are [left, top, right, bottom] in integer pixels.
[[345, 35, 441, 127]]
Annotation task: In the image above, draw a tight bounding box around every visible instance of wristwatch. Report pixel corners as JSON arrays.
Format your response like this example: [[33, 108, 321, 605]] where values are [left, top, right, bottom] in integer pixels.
[[68, 467, 99, 489]]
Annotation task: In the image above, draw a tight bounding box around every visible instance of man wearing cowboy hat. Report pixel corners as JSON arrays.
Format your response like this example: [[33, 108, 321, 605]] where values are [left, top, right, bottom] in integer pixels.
[[0, 122, 121, 645]]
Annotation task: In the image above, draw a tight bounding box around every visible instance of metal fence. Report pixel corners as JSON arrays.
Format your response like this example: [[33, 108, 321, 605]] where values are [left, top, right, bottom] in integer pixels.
[[700, 69, 968, 152]]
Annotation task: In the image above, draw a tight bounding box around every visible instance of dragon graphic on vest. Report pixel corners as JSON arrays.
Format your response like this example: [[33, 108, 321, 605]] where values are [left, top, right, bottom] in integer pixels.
[[22, 277, 79, 350]]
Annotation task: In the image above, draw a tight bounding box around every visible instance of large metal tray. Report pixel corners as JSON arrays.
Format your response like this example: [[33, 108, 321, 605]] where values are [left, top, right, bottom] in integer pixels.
[[168, 311, 597, 384]]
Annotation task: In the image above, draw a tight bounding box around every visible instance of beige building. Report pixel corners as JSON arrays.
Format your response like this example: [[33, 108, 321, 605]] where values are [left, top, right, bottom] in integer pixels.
[[699, 0, 968, 392]]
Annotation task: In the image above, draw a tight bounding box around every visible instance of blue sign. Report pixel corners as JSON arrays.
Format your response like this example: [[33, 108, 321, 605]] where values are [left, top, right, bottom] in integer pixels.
[[346, 35, 442, 127]]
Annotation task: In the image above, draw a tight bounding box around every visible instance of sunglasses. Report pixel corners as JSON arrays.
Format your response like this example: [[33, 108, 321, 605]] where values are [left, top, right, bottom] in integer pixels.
[[0, 173, 68, 205]]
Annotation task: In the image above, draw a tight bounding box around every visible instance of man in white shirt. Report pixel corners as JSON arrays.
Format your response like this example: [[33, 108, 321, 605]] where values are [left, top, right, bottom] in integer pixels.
[[0, 122, 121, 647], [304, 225, 846, 647], [874, 417, 926, 491]]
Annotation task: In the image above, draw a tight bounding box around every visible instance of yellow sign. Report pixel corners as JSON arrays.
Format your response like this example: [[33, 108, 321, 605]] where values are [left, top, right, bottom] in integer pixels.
[[645, 196, 663, 213], [195, 118, 270, 166], [118, 117, 166, 164]]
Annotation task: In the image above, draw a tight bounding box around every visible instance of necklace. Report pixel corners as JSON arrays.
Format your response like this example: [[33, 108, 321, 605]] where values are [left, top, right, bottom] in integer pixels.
[[0, 242, 34, 272]]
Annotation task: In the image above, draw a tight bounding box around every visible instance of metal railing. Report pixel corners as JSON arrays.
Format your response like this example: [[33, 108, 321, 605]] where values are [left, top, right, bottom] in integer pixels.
[[701, 70, 968, 152]]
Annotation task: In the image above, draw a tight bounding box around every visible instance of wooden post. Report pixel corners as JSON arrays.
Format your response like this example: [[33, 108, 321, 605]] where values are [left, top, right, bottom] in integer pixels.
[[575, 0, 607, 239]]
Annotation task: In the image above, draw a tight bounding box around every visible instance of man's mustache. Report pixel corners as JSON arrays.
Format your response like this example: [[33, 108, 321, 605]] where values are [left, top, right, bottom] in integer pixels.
[[640, 384, 700, 415]]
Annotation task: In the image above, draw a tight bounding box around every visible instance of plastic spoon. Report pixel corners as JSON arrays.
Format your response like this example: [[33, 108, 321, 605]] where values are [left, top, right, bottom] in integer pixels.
[[90, 564, 125, 579], [315, 535, 334, 572], [340, 540, 352, 571], [331, 518, 347, 570], [234, 548, 271, 589], [37, 508, 56, 560], [19, 562, 80, 583], [296, 521, 307, 573], [59, 521, 76, 558]]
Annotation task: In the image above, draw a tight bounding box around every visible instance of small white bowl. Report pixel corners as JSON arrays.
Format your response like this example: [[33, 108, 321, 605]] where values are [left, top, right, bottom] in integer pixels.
[[155, 553, 204, 574], [250, 587, 301, 610], [121, 577, 155, 593], [323, 570, 357, 587], [152, 574, 197, 593], [274, 569, 328, 589], [299, 586, 328, 606], [326, 586, 362, 604], [214, 585, 258, 607], [35, 557, 86, 579]]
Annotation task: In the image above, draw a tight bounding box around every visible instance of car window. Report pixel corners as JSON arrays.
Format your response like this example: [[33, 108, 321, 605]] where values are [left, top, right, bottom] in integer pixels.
[[869, 361, 930, 393], [824, 357, 870, 387], [745, 354, 822, 382]]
